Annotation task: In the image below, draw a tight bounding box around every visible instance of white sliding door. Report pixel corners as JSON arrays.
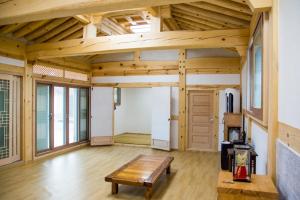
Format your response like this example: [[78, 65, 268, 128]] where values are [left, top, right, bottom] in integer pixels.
[[91, 87, 114, 145], [151, 87, 171, 151]]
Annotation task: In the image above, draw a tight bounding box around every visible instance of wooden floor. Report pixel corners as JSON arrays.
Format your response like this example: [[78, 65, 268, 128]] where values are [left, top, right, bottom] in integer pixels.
[[114, 133, 151, 146], [0, 146, 220, 200]]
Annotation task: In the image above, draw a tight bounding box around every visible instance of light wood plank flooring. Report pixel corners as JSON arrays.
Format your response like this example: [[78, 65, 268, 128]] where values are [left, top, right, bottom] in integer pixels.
[[0, 146, 220, 200], [114, 133, 151, 146]]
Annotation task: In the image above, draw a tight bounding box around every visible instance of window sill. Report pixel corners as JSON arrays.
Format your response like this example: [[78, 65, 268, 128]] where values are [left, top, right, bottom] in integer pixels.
[[243, 109, 268, 130]]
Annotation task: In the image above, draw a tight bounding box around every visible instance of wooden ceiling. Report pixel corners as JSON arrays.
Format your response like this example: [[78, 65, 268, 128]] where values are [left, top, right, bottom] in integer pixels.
[[0, 0, 252, 47]]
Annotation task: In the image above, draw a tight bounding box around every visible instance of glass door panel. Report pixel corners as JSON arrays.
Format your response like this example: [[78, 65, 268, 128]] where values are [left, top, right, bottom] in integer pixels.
[[69, 88, 79, 143], [36, 84, 51, 152], [54, 86, 66, 147], [79, 88, 88, 141]]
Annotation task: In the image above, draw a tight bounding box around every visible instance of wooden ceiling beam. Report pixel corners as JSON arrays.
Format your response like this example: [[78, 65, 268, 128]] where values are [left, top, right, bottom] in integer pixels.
[[35, 18, 78, 43], [173, 16, 213, 30], [187, 3, 249, 26], [26, 28, 249, 59], [0, 0, 201, 25], [48, 23, 83, 42], [188, 2, 252, 21], [172, 9, 226, 29], [229, 0, 248, 5], [164, 18, 180, 31], [245, 0, 272, 12], [172, 5, 238, 29], [197, 0, 252, 15], [176, 22, 200, 31], [0, 23, 27, 35], [172, 12, 219, 29], [25, 18, 70, 41], [13, 19, 51, 38], [64, 30, 83, 40], [0, 36, 25, 58], [74, 15, 90, 24]]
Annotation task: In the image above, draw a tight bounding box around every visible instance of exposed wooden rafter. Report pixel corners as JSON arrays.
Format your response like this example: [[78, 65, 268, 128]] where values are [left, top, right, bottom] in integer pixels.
[[0, 0, 201, 25]]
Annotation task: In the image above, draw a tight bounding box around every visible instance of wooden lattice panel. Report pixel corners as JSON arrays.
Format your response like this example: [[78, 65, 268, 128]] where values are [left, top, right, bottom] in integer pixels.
[[64, 70, 88, 81], [33, 64, 64, 77]]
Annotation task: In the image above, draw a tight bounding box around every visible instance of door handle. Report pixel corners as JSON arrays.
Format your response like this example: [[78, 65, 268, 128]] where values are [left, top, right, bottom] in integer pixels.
[[210, 118, 214, 122]]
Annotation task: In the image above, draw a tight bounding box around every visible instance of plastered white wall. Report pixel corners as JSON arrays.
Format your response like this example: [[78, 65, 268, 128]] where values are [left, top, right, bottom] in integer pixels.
[[251, 122, 268, 175], [140, 49, 179, 61], [92, 75, 179, 83], [186, 74, 240, 85], [186, 48, 239, 59], [114, 88, 152, 134], [0, 56, 24, 67], [278, 0, 300, 129]]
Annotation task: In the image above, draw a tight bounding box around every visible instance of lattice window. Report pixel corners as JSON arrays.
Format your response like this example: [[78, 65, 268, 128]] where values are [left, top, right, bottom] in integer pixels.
[[33, 64, 64, 77], [0, 79, 10, 159], [64, 71, 89, 82]]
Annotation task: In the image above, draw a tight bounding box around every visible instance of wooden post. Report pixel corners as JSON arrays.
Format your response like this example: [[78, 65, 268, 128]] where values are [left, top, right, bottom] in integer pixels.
[[112, 183, 118, 194], [267, 0, 278, 182], [178, 49, 186, 151], [23, 59, 33, 162], [145, 186, 153, 200], [83, 23, 98, 39]]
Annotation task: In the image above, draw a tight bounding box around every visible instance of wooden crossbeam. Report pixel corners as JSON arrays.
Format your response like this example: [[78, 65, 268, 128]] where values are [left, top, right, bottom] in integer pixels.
[[90, 57, 241, 76], [0, 0, 201, 25], [245, 0, 272, 12], [26, 29, 249, 59], [0, 36, 25, 58]]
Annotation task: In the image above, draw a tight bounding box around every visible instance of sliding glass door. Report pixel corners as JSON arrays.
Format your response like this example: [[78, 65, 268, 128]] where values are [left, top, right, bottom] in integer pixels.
[[69, 88, 79, 143], [36, 84, 50, 152], [79, 88, 88, 141], [36, 83, 89, 155], [53, 86, 66, 148]]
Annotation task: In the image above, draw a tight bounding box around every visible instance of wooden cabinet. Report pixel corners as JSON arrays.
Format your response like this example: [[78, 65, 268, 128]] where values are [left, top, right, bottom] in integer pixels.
[[224, 113, 242, 141], [217, 171, 279, 200]]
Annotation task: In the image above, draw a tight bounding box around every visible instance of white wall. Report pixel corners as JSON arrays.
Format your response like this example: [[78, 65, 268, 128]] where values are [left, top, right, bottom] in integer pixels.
[[277, 1, 300, 198], [114, 88, 152, 134], [0, 56, 24, 67], [186, 74, 240, 85], [251, 122, 268, 175], [278, 0, 300, 130], [92, 75, 179, 83]]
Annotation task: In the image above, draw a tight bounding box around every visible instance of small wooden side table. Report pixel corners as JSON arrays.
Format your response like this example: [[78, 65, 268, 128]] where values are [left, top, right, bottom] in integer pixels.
[[217, 171, 279, 200]]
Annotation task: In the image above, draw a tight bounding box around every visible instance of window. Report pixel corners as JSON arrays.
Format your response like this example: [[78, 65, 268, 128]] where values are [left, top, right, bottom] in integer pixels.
[[249, 16, 263, 119], [36, 83, 89, 154], [114, 88, 121, 106]]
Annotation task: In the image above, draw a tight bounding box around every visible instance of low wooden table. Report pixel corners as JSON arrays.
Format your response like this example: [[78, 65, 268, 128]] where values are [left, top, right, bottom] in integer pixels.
[[105, 154, 174, 199], [217, 171, 279, 200]]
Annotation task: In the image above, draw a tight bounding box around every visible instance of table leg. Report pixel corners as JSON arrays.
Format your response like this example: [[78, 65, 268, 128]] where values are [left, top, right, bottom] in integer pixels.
[[166, 165, 171, 175], [112, 183, 118, 194], [145, 186, 153, 200]]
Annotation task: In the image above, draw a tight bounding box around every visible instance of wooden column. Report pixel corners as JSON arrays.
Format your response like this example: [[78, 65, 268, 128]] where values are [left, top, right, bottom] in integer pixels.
[[267, 0, 278, 182], [23, 60, 33, 162], [178, 49, 186, 151], [83, 23, 98, 39]]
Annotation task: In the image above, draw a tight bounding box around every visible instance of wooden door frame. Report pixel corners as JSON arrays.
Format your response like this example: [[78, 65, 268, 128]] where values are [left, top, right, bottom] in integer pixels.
[[186, 89, 219, 152]]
